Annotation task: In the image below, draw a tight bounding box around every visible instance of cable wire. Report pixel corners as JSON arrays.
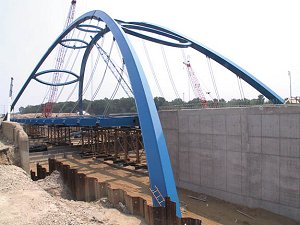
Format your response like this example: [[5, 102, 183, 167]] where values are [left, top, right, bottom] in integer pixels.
[[142, 40, 165, 98], [160, 45, 180, 99]]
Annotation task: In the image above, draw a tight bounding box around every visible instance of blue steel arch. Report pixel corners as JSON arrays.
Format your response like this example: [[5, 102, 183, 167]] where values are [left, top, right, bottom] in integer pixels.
[[10, 12, 110, 112], [117, 21, 284, 104], [76, 11, 182, 216], [10, 10, 182, 216], [10, 10, 286, 217]]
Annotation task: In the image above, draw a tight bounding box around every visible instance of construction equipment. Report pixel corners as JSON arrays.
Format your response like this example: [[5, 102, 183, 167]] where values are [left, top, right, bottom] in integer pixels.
[[42, 0, 77, 117], [183, 59, 208, 107]]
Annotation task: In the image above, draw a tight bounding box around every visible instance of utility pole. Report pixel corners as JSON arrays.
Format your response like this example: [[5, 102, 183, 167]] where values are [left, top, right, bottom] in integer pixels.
[[288, 71, 292, 102], [7, 77, 14, 121]]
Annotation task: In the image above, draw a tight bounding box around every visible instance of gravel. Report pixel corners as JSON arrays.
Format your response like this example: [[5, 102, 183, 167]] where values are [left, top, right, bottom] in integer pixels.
[[0, 165, 146, 225]]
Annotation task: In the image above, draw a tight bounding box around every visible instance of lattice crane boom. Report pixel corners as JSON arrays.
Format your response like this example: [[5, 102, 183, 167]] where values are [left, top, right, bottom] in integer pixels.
[[43, 0, 77, 117], [183, 60, 208, 107]]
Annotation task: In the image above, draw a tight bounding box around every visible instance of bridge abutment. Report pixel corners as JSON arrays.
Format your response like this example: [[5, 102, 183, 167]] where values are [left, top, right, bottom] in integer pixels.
[[1, 121, 30, 174], [160, 105, 300, 222]]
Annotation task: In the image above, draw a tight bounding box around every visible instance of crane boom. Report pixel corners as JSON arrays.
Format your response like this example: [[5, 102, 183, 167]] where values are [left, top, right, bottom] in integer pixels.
[[183, 60, 208, 108], [43, 0, 77, 117]]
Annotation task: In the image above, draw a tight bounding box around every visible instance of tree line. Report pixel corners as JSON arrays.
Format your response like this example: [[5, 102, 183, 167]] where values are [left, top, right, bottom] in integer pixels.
[[19, 95, 269, 115]]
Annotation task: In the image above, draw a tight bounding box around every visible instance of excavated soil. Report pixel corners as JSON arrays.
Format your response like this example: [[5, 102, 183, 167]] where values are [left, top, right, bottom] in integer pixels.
[[0, 165, 146, 225]]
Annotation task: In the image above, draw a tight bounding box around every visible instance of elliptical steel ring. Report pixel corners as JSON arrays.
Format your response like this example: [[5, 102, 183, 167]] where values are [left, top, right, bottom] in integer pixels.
[[60, 38, 89, 49], [121, 23, 191, 48], [34, 69, 79, 86], [77, 24, 103, 33]]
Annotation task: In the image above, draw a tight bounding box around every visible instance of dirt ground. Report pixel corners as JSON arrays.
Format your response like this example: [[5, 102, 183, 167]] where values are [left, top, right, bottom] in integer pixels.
[[32, 155, 300, 225], [1, 128, 299, 225], [0, 164, 146, 225]]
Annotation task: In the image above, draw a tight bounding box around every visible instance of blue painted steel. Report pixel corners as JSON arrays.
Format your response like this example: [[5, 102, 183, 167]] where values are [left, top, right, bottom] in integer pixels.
[[60, 38, 89, 49], [64, 117, 80, 126], [78, 117, 98, 126], [78, 31, 106, 115], [10, 11, 110, 113], [100, 116, 139, 127], [11, 115, 139, 127], [34, 69, 79, 86], [87, 11, 181, 216], [119, 22, 284, 104], [9, 10, 286, 218], [77, 24, 103, 33], [119, 22, 191, 48]]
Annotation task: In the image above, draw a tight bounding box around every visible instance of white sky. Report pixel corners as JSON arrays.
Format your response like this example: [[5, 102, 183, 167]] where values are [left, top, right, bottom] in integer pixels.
[[1, 0, 299, 113]]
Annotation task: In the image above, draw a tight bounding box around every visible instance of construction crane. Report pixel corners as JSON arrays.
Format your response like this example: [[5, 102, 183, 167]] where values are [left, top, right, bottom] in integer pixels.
[[42, 0, 77, 117], [183, 60, 208, 108]]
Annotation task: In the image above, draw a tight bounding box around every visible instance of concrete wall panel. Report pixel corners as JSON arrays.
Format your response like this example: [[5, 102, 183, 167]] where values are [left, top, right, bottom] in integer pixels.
[[280, 138, 300, 157], [212, 115, 226, 135], [226, 114, 241, 135], [213, 150, 227, 191], [279, 157, 300, 208], [226, 135, 242, 152], [262, 137, 280, 155], [226, 151, 242, 195], [248, 114, 261, 136], [262, 114, 279, 137], [262, 155, 280, 202], [280, 114, 299, 138], [159, 105, 300, 221], [248, 137, 262, 153], [212, 134, 226, 151]]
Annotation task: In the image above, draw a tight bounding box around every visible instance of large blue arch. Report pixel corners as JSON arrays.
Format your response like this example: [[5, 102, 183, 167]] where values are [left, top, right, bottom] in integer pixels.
[[10, 10, 286, 217], [10, 10, 182, 216], [117, 21, 284, 104]]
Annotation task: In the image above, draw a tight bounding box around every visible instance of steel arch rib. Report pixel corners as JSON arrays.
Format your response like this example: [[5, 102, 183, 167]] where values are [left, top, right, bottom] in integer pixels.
[[11, 10, 181, 216], [119, 22, 284, 104], [10, 12, 93, 112], [77, 11, 182, 216], [10, 11, 111, 112]]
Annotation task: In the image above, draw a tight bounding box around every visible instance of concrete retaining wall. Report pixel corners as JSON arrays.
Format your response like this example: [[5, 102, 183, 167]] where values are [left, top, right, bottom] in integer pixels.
[[159, 105, 300, 222], [1, 121, 29, 173]]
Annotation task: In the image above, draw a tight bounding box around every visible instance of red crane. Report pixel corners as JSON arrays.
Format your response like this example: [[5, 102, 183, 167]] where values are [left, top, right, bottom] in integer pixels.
[[183, 60, 208, 108], [43, 0, 77, 117]]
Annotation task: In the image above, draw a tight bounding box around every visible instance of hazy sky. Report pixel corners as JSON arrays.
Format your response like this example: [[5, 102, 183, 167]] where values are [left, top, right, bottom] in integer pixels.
[[1, 0, 299, 113]]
